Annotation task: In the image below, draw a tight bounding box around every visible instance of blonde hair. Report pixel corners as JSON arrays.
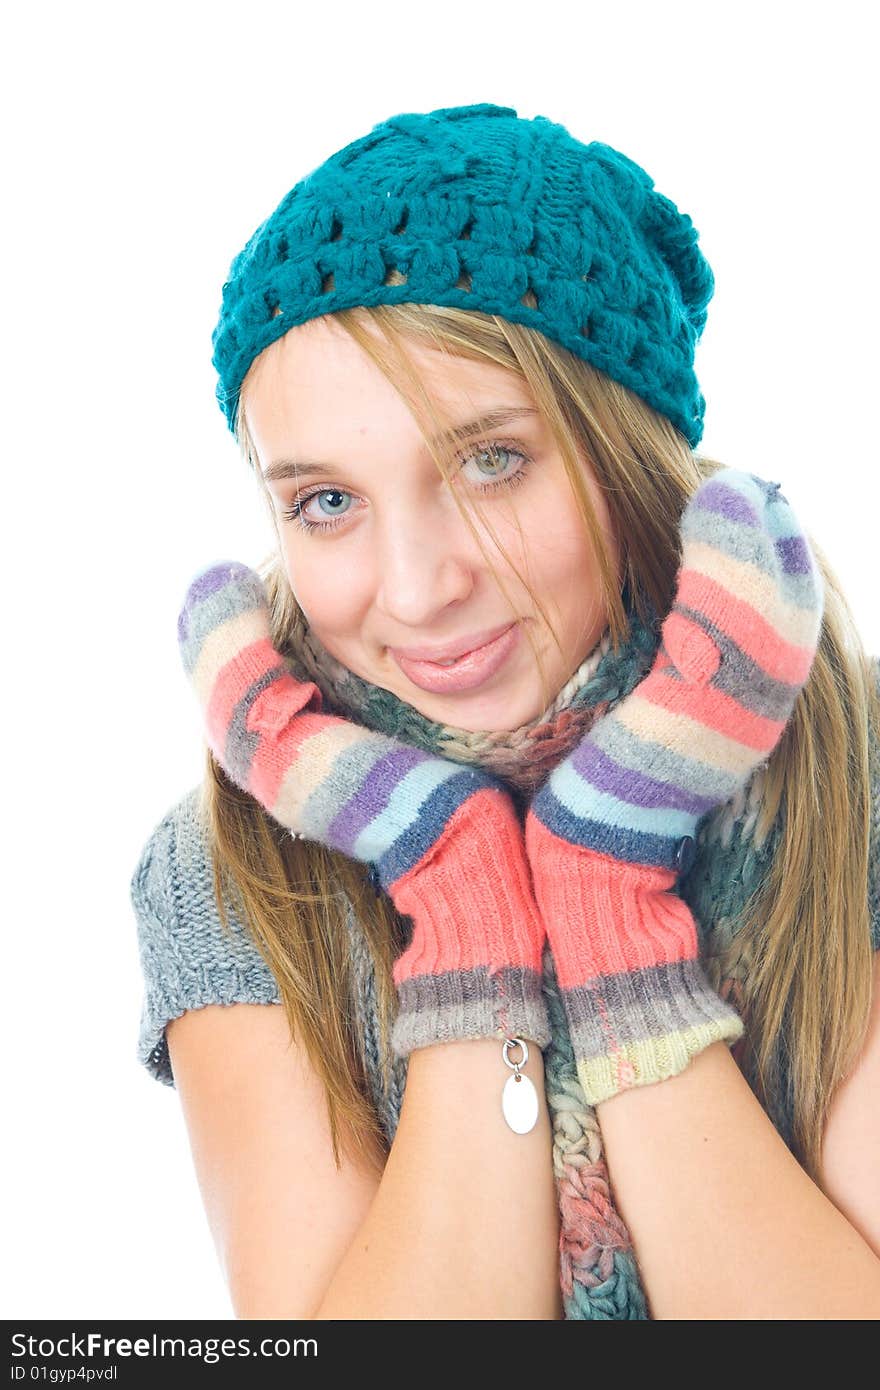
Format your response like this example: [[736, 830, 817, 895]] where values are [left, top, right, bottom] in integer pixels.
[[199, 298, 879, 1185]]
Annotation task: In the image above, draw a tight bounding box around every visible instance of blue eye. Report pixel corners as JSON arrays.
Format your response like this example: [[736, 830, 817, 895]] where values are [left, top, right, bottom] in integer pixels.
[[281, 439, 533, 534], [307, 488, 351, 520], [462, 443, 526, 485]]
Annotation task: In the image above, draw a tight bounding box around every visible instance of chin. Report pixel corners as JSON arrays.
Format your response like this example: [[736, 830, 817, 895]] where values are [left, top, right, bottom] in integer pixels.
[[407, 684, 543, 732]]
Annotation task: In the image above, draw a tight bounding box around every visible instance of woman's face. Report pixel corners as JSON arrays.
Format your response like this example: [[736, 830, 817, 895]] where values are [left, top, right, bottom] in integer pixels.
[[243, 315, 619, 732]]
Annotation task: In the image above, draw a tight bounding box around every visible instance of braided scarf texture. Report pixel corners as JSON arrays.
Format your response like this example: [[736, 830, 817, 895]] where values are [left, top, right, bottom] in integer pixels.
[[285, 590, 876, 1320]]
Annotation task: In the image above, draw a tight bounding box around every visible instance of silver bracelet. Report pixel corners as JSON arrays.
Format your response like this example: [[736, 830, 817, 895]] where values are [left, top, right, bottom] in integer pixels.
[[500, 1036, 538, 1134]]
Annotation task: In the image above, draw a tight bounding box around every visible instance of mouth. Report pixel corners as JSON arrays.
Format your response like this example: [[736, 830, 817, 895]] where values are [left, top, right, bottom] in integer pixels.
[[389, 622, 522, 694]]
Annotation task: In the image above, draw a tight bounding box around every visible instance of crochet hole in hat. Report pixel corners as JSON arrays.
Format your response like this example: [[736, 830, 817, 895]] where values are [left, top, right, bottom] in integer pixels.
[[383, 265, 409, 286], [575, 269, 597, 337]]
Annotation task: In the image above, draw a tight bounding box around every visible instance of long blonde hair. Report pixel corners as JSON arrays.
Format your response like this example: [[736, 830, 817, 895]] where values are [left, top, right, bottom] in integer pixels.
[[199, 299, 879, 1184]]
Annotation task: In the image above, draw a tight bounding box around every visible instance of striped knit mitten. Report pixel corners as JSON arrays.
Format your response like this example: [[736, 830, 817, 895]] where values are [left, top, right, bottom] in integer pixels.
[[525, 467, 824, 1106], [178, 561, 550, 1059]]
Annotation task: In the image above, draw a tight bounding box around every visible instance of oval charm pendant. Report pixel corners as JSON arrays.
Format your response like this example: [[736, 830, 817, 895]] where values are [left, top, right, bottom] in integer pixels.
[[501, 1070, 539, 1134]]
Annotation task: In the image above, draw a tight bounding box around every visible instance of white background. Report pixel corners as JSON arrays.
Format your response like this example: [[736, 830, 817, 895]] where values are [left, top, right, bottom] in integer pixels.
[[4, 0, 877, 1319]]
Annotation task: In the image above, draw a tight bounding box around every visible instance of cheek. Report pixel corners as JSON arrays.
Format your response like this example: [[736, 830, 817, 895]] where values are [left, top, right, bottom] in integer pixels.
[[513, 482, 607, 591], [542, 532, 602, 617], [511, 477, 616, 648], [282, 544, 367, 638]]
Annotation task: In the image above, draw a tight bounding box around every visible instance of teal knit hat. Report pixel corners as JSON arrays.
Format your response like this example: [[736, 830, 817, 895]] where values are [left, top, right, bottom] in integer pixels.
[[212, 102, 715, 447]]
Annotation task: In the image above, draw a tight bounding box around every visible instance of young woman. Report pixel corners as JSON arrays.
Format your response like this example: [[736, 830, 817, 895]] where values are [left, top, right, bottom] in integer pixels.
[[131, 103, 880, 1319]]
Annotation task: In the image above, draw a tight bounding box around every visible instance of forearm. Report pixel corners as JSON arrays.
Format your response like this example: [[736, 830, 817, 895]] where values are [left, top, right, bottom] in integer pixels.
[[597, 1041, 880, 1319], [313, 1037, 562, 1319]]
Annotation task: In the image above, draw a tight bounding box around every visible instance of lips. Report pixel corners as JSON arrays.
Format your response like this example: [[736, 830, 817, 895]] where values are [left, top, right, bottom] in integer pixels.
[[389, 622, 517, 665], [390, 622, 522, 694]]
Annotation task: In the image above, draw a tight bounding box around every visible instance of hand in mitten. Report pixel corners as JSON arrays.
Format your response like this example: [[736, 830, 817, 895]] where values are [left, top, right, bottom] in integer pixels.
[[177, 561, 550, 1060], [524, 467, 824, 1106]]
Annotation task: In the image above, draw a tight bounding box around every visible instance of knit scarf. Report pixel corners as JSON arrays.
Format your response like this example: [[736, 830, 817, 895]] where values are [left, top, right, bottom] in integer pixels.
[[284, 584, 785, 1320]]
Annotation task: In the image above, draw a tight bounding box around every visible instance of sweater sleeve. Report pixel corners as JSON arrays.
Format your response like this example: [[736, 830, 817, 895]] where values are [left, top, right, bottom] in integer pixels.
[[129, 784, 281, 1088]]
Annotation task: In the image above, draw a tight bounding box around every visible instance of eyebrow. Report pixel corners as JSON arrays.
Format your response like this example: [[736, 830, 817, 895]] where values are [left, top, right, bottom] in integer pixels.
[[261, 406, 540, 484]]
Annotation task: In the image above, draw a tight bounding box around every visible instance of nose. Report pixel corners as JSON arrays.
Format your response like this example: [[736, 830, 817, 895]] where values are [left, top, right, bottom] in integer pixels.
[[373, 512, 476, 627]]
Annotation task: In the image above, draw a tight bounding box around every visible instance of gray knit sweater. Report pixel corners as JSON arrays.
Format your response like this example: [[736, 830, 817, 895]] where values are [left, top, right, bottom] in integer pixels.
[[130, 784, 408, 1145]]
